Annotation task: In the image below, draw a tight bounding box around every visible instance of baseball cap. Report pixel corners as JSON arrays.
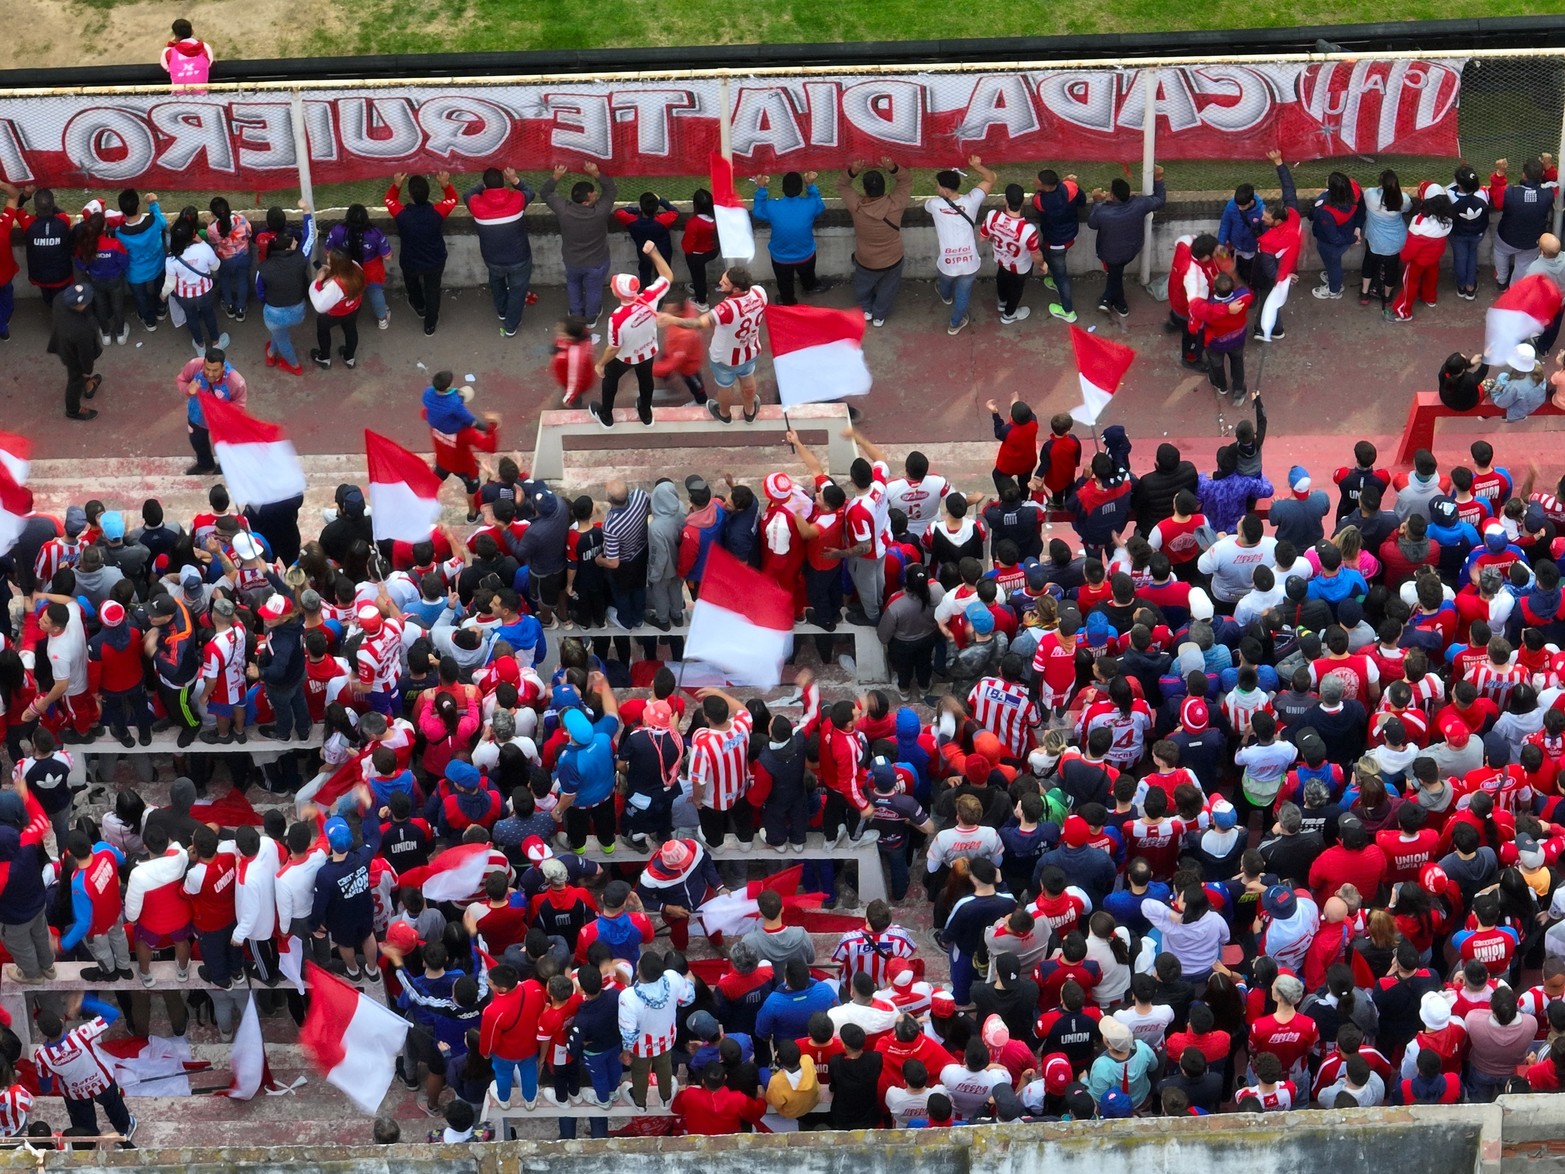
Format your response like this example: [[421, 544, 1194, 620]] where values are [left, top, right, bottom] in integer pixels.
[[563, 708, 593, 745], [687, 1010, 721, 1041], [149, 595, 177, 619], [100, 512, 125, 540], [98, 600, 126, 627], [1211, 800, 1238, 831], [62, 283, 93, 308], [1041, 1053, 1073, 1096], [1098, 1088, 1134, 1118], [993, 952, 1021, 984], [610, 274, 640, 300], [64, 505, 87, 536], [231, 532, 262, 561], [445, 760, 480, 790], [684, 475, 709, 496], [539, 857, 569, 885], [871, 760, 898, 792], [1262, 884, 1297, 920], [966, 602, 995, 636], [1517, 832, 1545, 871], [887, 958, 916, 989], [521, 835, 553, 865], [1288, 465, 1311, 492], [324, 817, 353, 852], [384, 921, 422, 953], [1098, 1016, 1133, 1047], [258, 594, 290, 621]]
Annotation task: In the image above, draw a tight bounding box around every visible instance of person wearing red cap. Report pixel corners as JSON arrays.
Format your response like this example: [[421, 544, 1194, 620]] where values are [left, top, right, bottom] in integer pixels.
[[635, 838, 725, 951], [617, 697, 684, 849], [86, 599, 150, 748], [351, 598, 404, 717], [590, 241, 673, 429]]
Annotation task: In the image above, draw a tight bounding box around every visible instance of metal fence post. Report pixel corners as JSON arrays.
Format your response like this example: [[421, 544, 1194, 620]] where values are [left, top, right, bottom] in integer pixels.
[[290, 89, 317, 254], [1556, 85, 1565, 236], [718, 76, 733, 159], [1139, 68, 1159, 288]]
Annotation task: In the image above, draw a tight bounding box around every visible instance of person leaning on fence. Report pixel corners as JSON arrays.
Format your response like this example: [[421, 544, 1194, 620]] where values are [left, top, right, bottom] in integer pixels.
[[385, 171, 459, 336], [839, 156, 912, 328], [752, 171, 829, 306], [540, 163, 618, 327], [1031, 168, 1086, 323], [925, 155, 996, 337], [1087, 165, 1166, 318], [466, 167, 537, 338]]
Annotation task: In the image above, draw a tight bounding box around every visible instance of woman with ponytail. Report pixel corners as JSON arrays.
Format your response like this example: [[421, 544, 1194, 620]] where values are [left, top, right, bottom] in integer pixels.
[[160, 206, 225, 354], [308, 249, 366, 370], [71, 208, 129, 346], [325, 203, 392, 330], [205, 196, 253, 321]]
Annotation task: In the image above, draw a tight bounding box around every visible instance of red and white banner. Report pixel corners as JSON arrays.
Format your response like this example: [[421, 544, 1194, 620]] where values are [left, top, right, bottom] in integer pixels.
[[0, 60, 1464, 190]]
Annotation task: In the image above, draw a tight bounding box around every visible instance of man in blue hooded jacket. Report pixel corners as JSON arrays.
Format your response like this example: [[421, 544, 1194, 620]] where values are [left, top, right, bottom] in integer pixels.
[[553, 674, 621, 853]]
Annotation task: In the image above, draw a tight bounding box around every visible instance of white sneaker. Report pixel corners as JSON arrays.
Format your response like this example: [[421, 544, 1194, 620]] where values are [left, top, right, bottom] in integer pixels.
[[863, 310, 873, 320], [378, 312, 390, 330], [872, 317, 885, 328], [1000, 307, 1031, 324], [791, 840, 805, 853], [735, 837, 755, 853], [542, 1088, 563, 1106], [837, 654, 857, 675], [852, 829, 881, 846], [116, 324, 130, 345], [99, 331, 112, 347]]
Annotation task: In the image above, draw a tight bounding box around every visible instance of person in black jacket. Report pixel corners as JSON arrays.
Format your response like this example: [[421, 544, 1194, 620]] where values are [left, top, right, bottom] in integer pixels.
[[1132, 443, 1199, 533], [1438, 352, 1488, 411], [319, 484, 374, 564], [255, 593, 308, 742], [47, 283, 102, 421], [386, 171, 458, 335], [23, 188, 73, 305]]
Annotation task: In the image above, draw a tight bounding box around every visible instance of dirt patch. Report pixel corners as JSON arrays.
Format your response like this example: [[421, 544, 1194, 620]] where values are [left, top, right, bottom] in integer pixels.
[[3, 0, 343, 71]]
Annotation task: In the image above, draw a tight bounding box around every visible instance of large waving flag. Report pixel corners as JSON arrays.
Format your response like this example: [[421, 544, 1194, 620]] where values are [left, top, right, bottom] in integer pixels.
[[298, 962, 409, 1114], [710, 152, 755, 260], [365, 430, 442, 543], [0, 463, 33, 557], [201, 396, 307, 507], [0, 432, 31, 486], [685, 545, 793, 687], [766, 304, 872, 407], [1069, 326, 1136, 425], [222, 993, 301, 1099], [1486, 274, 1564, 364], [396, 841, 495, 903]]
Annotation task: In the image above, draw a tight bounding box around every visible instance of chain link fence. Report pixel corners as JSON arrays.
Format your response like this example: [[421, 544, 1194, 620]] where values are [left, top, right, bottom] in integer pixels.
[[11, 51, 1565, 222]]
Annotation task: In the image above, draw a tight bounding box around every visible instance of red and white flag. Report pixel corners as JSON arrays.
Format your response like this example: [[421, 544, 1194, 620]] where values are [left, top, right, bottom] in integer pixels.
[[298, 962, 409, 1114], [1485, 274, 1564, 364], [0, 463, 33, 557], [365, 430, 442, 543], [278, 934, 306, 994], [223, 994, 297, 1099], [765, 304, 872, 407], [710, 152, 755, 261], [685, 545, 793, 687], [1069, 326, 1136, 425], [201, 395, 307, 507], [0, 432, 31, 486], [396, 841, 494, 903]]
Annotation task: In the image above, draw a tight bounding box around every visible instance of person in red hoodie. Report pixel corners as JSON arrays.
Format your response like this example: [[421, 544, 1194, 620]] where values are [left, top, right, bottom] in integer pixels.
[[988, 397, 1039, 496], [183, 826, 241, 989], [87, 601, 151, 747], [1035, 414, 1082, 508], [1189, 273, 1255, 407], [1388, 183, 1454, 323], [1307, 816, 1387, 905], [551, 317, 595, 406], [671, 1061, 766, 1134], [480, 962, 547, 1109], [652, 297, 707, 404]]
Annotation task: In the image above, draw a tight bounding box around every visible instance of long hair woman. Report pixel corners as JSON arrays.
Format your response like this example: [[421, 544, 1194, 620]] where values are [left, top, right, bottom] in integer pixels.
[[308, 249, 366, 370]]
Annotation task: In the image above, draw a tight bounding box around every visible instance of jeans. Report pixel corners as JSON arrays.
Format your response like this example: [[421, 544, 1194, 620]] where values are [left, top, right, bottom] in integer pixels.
[[365, 282, 388, 324], [90, 276, 127, 336], [582, 1048, 623, 1135], [881, 846, 911, 901], [487, 259, 533, 332], [491, 1054, 539, 1104], [1103, 261, 1129, 310], [611, 578, 647, 629], [685, 248, 719, 304], [266, 678, 311, 739], [217, 252, 251, 313], [263, 301, 306, 366], [566, 260, 611, 321], [128, 277, 160, 327], [936, 271, 977, 327], [1316, 239, 1349, 293], [0, 280, 11, 335], [1450, 235, 1480, 292], [197, 925, 242, 985], [178, 290, 221, 347], [851, 257, 903, 321], [772, 254, 820, 305], [402, 265, 445, 329], [761, 790, 811, 847], [316, 307, 360, 362], [1043, 247, 1075, 312]]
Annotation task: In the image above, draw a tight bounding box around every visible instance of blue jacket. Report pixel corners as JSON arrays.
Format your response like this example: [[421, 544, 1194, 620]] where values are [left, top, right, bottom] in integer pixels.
[[1032, 182, 1086, 248], [753, 185, 825, 263], [1311, 187, 1365, 250], [755, 980, 838, 1041], [556, 715, 621, 809], [118, 205, 168, 283], [1218, 197, 1265, 256], [1087, 180, 1166, 265], [1497, 181, 1553, 249]]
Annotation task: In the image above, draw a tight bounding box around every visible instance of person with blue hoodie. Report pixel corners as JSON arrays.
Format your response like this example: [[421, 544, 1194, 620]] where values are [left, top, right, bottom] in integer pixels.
[[753, 171, 828, 305], [116, 188, 167, 332], [553, 680, 621, 853], [1217, 177, 1267, 285], [1031, 169, 1086, 323], [894, 707, 932, 802]]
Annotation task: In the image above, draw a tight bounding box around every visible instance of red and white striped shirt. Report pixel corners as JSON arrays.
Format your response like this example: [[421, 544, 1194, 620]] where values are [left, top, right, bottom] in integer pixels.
[[165, 242, 218, 299], [831, 926, 918, 988], [34, 536, 81, 585], [199, 626, 247, 706], [980, 209, 1040, 273], [690, 708, 754, 810], [33, 1017, 116, 1099], [709, 285, 768, 366], [608, 276, 669, 365], [1465, 661, 1528, 710], [0, 1084, 32, 1136], [356, 618, 405, 693], [967, 677, 1040, 759], [1082, 700, 1156, 770]]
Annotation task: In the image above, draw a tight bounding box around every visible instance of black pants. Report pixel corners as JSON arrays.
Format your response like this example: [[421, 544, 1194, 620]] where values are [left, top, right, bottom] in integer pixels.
[[761, 790, 811, 846], [996, 267, 1027, 315], [772, 255, 820, 305], [887, 633, 938, 691], [821, 790, 864, 843], [63, 359, 92, 416], [189, 424, 215, 470], [805, 564, 843, 661], [601, 357, 654, 414], [316, 307, 360, 361], [158, 680, 201, 733], [992, 467, 1026, 496], [102, 685, 152, 739], [1540, 308, 1564, 353], [1206, 347, 1247, 393], [1179, 316, 1204, 366], [65, 1081, 132, 1135], [685, 248, 719, 304], [564, 797, 616, 851], [403, 266, 445, 329], [698, 804, 754, 845], [1103, 262, 1129, 311]]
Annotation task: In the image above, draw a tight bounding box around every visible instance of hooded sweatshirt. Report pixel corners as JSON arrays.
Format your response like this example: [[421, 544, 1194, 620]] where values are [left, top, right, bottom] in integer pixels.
[[515, 481, 569, 578], [647, 481, 685, 585], [678, 500, 727, 583], [619, 967, 696, 1057], [1394, 472, 1444, 522], [1131, 444, 1199, 531], [117, 204, 168, 283], [0, 792, 49, 924]]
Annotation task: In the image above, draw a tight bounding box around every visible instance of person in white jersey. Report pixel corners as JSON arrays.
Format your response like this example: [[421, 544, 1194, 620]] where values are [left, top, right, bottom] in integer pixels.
[[924, 155, 996, 336], [981, 184, 1045, 325], [592, 241, 673, 429], [660, 264, 769, 425]]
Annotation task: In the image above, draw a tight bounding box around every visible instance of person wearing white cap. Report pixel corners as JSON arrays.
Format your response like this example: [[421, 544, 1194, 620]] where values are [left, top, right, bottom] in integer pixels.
[[1488, 342, 1547, 421], [590, 241, 673, 429], [1385, 182, 1454, 323], [1398, 989, 1465, 1080], [1086, 1014, 1157, 1108]]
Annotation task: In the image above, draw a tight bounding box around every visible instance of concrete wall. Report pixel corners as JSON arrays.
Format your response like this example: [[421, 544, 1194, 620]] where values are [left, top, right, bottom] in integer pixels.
[[18, 1103, 1511, 1174]]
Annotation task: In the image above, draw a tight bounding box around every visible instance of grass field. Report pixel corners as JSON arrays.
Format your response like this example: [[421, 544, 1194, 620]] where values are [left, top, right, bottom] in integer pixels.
[[320, 0, 1560, 57]]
